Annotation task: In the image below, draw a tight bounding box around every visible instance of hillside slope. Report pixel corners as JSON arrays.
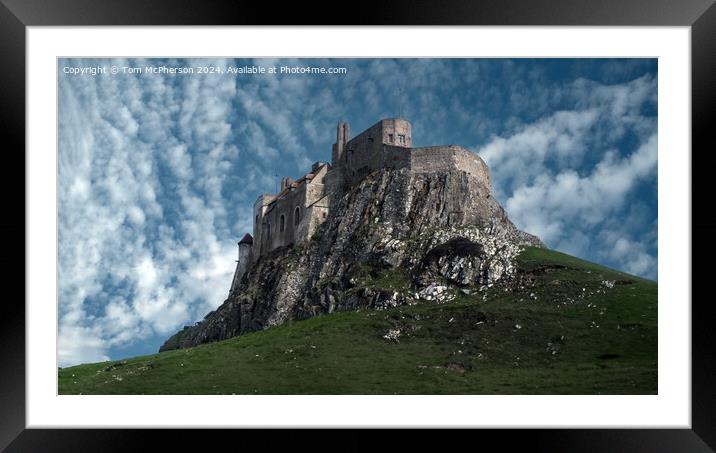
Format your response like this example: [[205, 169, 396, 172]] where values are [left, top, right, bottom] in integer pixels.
[[159, 167, 541, 352], [59, 247, 657, 395]]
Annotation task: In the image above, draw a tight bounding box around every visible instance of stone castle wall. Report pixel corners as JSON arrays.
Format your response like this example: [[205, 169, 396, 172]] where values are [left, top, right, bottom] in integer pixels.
[[252, 194, 273, 254], [410, 145, 491, 191], [251, 165, 330, 260], [243, 119, 491, 266], [335, 119, 412, 189], [257, 183, 308, 256], [343, 145, 411, 189]]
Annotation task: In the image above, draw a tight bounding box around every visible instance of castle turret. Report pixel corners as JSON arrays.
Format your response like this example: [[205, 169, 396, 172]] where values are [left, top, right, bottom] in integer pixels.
[[380, 118, 411, 147], [230, 233, 253, 293], [331, 121, 350, 166]]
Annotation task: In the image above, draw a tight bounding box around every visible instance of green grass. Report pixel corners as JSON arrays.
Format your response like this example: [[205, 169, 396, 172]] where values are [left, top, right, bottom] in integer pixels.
[[59, 247, 657, 395]]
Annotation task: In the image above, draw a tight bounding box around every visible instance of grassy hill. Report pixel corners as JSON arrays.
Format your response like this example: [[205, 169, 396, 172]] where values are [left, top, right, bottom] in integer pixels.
[[58, 247, 657, 395]]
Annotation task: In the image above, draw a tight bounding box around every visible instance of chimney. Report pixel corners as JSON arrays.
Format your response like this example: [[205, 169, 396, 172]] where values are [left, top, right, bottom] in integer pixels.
[[336, 121, 350, 155], [280, 177, 293, 191]]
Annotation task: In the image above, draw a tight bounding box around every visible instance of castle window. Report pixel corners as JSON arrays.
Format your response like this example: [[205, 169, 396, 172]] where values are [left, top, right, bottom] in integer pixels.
[[280, 215, 285, 233], [294, 207, 300, 225], [255, 215, 259, 227], [398, 134, 405, 144], [388, 133, 394, 143], [368, 137, 374, 144]]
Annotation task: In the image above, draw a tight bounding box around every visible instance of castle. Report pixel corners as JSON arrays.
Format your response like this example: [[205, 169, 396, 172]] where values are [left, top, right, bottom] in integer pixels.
[[229, 118, 491, 293]]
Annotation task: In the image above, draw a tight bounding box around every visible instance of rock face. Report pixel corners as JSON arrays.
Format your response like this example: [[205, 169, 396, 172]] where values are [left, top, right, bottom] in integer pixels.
[[159, 167, 542, 352], [419, 237, 488, 286]]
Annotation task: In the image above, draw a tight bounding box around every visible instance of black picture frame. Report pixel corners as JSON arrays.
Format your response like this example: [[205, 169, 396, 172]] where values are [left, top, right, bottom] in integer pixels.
[[2, 0, 714, 450]]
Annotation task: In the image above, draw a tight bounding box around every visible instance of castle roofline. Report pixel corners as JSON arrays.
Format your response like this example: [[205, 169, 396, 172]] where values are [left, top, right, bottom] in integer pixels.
[[411, 144, 461, 151], [239, 233, 253, 245], [364, 118, 411, 129], [254, 193, 276, 207], [265, 162, 330, 205]]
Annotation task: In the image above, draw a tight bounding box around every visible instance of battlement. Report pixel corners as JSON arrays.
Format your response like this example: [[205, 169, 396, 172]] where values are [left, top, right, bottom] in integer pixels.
[[410, 144, 491, 189]]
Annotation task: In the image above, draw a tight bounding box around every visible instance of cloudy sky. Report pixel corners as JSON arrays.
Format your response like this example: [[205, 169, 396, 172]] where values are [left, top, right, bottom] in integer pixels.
[[58, 58, 657, 367]]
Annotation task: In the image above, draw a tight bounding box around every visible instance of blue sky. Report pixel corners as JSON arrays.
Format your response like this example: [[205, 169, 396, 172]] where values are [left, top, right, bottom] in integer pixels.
[[58, 58, 657, 367]]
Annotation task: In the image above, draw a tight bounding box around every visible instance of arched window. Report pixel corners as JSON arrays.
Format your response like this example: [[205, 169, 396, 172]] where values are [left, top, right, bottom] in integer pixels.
[[280, 214, 285, 233], [294, 207, 300, 226]]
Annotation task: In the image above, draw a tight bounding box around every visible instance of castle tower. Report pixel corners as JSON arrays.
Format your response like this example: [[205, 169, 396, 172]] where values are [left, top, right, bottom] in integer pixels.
[[252, 194, 275, 258], [230, 233, 253, 293], [381, 118, 411, 147], [331, 121, 350, 166]]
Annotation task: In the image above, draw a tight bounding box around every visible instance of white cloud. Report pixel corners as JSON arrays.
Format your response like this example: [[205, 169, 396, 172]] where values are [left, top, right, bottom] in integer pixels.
[[57, 59, 659, 367], [58, 324, 110, 367], [596, 226, 657, 279], [58, 58, 241, 366], [479, 109, 600, 199], [475, 75, 657, 279], [501, 132, 656, 243]]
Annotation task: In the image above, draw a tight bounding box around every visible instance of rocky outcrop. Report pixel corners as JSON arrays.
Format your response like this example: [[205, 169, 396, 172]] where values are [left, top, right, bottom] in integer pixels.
[[159, 167, 542, 352]]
